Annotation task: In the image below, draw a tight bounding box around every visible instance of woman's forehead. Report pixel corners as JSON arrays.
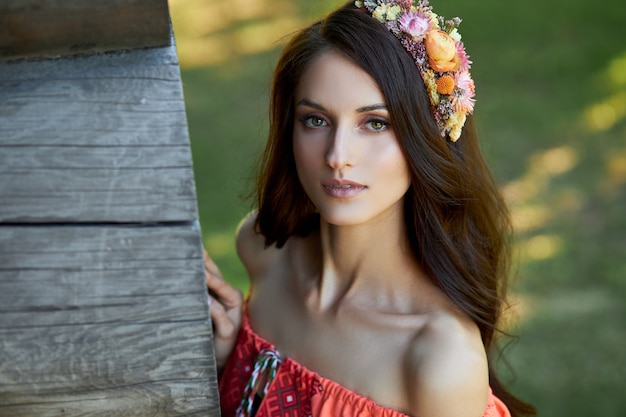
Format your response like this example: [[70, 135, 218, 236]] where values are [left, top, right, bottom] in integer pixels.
[[295, 51, 386, 112]]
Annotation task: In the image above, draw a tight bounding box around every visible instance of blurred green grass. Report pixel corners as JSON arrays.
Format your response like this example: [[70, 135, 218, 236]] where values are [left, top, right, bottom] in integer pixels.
[[172, 0, 626, 415]]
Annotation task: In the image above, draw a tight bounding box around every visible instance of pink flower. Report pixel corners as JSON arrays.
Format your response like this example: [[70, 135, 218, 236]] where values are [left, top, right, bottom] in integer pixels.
[[398, 12, 430, 41], [452, 93, 475, 114], [456, 42, 472, 72], [454, 70, 475, 95], [452, 70, 475, 113]]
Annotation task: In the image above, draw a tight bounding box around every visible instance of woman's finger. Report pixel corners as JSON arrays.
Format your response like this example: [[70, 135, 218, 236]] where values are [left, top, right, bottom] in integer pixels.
[[203, 248, 243, 308], [202, 248, 243, 371], [209, 297, 237, 339], [207, 276, 243, 309], [203, 249, 223, 280]]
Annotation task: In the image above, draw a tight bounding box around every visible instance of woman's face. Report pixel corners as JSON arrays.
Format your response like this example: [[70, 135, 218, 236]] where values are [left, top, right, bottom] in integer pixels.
[[293, 51, 411, 227]]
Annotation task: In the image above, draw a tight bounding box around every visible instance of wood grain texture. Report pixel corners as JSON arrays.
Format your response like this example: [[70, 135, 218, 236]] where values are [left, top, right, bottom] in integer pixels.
[[0, 0, 171, 60], [0, 18, 221, 415], [0, 224, 220, 416], [0, 43, 198, 223]]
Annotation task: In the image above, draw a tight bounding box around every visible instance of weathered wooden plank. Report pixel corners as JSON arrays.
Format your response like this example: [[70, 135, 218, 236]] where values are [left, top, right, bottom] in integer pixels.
[[0, 45, 185, 147], [0, 324, 216, 416], [0, 145, 191, 168], [0, 224, 220, 416], [0, 164, 196, 223], [0, 42, 198, 223], [0, 224, 206, 326], [0, 0, 171, 60]]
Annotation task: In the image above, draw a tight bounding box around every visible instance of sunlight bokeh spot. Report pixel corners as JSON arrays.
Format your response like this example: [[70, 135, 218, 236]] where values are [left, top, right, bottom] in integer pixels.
[[175, 35, 231, 67], [608, 52, 626, 86], [525, 235, 562, 261], [583, 50, 626, 132], [170, 0, 231, 37], [501, 179, 541, 205], [586, 102, 616, 131], [537, 146, 578, 175], [607, 151, 626, 185], [227, 0, 281, 20], [502, 146, 578, 232], [233, 17, 304, 54], [511, 205, 550, 233], [204, 233, 233, 257], [170, 0, 304, 67]]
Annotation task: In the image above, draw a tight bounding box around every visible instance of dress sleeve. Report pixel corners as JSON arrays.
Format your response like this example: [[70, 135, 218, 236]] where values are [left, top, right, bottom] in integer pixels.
[[483, 388, 512, 417]]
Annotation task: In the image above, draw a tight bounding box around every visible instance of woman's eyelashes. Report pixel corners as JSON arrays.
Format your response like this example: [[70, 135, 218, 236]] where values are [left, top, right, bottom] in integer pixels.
[[298, 114, 390, 133], [364, 118, 390, 132], [299, 114, 328, 129]]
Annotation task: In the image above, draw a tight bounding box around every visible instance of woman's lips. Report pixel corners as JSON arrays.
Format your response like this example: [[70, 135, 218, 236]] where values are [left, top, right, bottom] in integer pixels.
[[322, 179, 366, 199]]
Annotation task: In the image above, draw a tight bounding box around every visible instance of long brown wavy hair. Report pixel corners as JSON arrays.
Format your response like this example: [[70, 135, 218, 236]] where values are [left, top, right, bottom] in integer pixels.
[[254, 2, 535, 415]]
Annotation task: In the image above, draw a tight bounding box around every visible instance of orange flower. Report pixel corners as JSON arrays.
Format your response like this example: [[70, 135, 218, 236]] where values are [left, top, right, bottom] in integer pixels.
[[424, 30, 460, 72], [436, 75, 455, 95]]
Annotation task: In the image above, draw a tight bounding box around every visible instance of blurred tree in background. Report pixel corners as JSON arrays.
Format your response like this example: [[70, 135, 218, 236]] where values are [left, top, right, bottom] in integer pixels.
[[170, 0, 626, 415]]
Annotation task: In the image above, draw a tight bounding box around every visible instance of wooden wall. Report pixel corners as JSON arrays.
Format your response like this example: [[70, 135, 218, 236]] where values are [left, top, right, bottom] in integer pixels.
[[0, 0, 171, 60], [0, 1, 220, 415]]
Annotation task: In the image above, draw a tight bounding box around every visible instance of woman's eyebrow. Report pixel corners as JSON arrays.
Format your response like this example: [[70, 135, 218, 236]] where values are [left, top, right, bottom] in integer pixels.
[[356, 104, 387, 113], [295, 98, 325, 111], [296, 99, 387, 114]]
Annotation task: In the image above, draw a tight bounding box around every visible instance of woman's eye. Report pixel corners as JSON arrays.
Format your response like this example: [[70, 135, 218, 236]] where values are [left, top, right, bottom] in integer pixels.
[[366, 119, 389, 132], [301, 115, 327, 128]]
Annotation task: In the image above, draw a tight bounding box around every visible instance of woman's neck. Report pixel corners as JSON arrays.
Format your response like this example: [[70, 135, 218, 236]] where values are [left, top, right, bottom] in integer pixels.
[[303, 209, 421, 313]]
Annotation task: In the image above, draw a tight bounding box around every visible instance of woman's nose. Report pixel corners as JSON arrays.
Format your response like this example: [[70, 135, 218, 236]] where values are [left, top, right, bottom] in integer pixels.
[[325, 125, 355, 170]]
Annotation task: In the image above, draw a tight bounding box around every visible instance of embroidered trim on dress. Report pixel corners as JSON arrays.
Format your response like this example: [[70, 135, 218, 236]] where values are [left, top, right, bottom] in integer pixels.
[[236, 348, 283, 417]]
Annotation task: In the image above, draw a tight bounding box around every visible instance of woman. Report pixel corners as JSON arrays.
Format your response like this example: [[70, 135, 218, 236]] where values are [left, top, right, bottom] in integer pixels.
[[205, 1, 536, 416]]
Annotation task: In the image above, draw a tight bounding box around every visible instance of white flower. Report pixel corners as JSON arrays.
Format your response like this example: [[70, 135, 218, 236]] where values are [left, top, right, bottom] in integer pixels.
[[449, 28, 462, 42]]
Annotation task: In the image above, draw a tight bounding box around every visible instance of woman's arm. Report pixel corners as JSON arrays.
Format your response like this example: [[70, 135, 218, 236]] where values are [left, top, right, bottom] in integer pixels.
[[205, 210, 279, 371]]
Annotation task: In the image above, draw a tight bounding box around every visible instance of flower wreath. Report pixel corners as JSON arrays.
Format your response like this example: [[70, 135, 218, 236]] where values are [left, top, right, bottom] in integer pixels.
[[355, 0, 475, 142]]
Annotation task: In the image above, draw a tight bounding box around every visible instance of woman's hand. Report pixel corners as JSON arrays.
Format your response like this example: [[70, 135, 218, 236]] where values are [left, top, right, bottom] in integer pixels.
[[204, 248, 243, 371]]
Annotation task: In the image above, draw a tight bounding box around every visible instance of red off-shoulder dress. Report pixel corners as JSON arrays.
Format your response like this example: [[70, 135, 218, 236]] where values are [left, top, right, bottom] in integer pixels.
[[219, 306, 511, 417]]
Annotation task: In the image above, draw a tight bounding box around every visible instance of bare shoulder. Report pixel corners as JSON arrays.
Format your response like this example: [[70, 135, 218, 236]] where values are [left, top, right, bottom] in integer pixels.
[[404, 312, 489, 417], [235, 211, 283, 281]]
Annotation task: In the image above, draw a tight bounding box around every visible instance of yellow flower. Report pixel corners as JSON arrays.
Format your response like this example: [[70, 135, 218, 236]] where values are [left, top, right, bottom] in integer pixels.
[[354, 0, 364, 7], [372, 5, 386, 22], [447, 113, 466, 142], [425, 30, 460, 72], [387, 5, 402, 20], [373, 4, 402, 22], [422, 69, 439, 106]]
